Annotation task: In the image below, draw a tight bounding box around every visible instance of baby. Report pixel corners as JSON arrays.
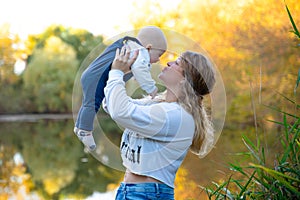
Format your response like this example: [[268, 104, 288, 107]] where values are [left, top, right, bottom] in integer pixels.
[[74, 26, 167, 151]]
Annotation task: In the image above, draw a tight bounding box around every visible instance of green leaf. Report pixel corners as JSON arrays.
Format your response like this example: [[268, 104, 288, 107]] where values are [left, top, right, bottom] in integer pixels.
[[238, 171, 256, 197], [265, 119, 285, 126], [296, 138, 300, 147], [283, 115, 289, 141], [231, 179, 243, 190], [280, 144, 290, 163], [252, 173, 271, 190], [229, 163, 247, 176], [242, 135, 261, 163], [285, 2, 300, 38], [295, 69, 300, 94], [250, 163, 300, 195], [263, 104, 299, 119], [242, 134, 258, 152], [210, 181, 230, 197], [261, 147, 266, 164], [275, 91, 300, 108]]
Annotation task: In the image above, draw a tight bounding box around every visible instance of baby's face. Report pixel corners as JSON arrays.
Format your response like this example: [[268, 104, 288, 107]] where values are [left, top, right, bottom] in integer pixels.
[[149, 49, 165, 64]]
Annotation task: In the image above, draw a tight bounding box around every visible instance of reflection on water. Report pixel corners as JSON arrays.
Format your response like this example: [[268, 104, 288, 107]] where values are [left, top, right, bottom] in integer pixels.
[[0, 117, 123, 199], [0, 115, 278, 199]]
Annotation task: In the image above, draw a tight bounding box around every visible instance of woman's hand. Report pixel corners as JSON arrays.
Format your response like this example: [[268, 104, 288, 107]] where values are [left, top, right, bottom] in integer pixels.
[[112, 46, 139, 73]]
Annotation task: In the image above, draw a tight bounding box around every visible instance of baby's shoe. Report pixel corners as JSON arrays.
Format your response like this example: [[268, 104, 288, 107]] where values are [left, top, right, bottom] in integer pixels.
[[74, 127, 96, 151]]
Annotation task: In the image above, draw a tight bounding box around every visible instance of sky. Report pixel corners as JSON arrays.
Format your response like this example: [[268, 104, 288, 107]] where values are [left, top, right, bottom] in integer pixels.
[[1, 0, 181, 40], [1, 0, 135, 39], [1, 0, 181, 74]]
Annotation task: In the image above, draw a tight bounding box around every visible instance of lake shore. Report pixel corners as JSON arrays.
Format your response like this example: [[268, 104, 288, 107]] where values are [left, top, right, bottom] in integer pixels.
[[0, 113, 73, 122]]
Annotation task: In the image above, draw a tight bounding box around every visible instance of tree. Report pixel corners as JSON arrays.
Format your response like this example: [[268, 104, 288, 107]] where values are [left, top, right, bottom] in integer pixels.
[[20, 25, 107, 113], [23, 36, 78, 113], [0, 24, 19, 84], [0, 24, 29, 113], [26, 25, 104, 65]]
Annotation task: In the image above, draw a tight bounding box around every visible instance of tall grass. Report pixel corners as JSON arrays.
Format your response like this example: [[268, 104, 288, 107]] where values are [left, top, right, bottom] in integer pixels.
[[203, 104, 299, 199], [202, 3, 300, 199]]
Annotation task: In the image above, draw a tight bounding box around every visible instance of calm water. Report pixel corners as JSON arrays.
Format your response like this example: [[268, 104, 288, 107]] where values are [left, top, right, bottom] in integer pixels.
[[0, 114, 279, 199], [0, 116, 124, 198]]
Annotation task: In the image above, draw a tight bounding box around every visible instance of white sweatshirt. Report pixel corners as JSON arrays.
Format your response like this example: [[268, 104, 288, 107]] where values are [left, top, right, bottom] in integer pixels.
[[103, 69, 195, 188]]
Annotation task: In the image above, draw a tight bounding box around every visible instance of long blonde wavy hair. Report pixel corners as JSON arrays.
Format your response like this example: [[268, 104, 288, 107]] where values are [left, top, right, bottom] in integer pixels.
[[178, 51, 216, 158], [144, 51, 216, 158]]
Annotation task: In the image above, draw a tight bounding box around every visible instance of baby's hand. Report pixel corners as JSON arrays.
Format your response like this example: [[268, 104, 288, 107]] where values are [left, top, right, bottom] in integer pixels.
[[150, 87, 158, 99]]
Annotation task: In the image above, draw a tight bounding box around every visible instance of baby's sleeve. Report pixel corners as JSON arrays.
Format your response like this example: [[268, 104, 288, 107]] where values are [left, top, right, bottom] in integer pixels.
[[130, 49, 157, 94]]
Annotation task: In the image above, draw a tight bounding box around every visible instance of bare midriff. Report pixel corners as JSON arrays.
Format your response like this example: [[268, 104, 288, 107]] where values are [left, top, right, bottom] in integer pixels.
[[124, 169, 163, 184]]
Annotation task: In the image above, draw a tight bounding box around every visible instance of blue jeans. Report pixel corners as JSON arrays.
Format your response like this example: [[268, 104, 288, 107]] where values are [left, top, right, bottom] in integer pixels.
[[115, 182, 174, 200]]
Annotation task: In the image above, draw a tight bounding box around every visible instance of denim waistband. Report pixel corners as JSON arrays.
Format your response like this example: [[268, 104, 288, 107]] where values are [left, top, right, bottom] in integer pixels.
[[119, 182, 174, 195]]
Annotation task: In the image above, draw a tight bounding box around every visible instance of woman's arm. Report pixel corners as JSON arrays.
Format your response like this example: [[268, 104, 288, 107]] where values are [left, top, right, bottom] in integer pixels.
[[104, 46, 194, 142], [104, 69, 193, 142]]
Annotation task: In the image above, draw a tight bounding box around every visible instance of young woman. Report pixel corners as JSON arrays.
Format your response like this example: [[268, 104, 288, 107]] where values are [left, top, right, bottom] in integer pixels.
[[103, 46, 216, 200]]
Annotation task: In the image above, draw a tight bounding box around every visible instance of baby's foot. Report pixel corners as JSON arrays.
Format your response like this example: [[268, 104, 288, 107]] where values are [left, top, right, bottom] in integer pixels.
[[74, 127, 96, 151]]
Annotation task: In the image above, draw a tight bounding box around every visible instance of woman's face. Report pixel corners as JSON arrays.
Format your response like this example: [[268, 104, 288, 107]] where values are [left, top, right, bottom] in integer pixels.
[[158, 57, 185, 86]]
